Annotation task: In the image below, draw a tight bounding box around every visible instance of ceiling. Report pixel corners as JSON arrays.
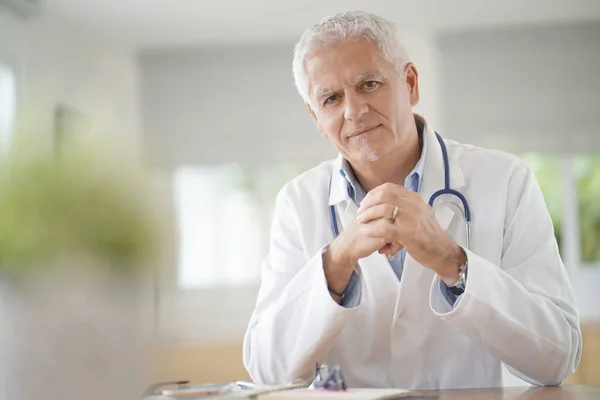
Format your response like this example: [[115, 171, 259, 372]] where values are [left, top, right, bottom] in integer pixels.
[[39, 0, 600, 49]]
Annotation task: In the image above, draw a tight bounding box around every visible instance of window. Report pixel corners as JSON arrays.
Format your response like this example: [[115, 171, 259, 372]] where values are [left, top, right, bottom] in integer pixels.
[[520, 154, 565, 254], [521, 153, 600, 268], [0, 62, 16, 153], [173, 163, 305, 289], [575, 155, 600, 264]]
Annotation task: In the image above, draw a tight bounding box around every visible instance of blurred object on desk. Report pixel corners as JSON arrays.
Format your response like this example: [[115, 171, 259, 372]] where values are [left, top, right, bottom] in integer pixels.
[[260, 388, 409, 400], [143, 380, 309, 400]]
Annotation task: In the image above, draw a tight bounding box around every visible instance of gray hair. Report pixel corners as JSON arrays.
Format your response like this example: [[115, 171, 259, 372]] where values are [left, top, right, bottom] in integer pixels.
[[292, 10, 411, 105]]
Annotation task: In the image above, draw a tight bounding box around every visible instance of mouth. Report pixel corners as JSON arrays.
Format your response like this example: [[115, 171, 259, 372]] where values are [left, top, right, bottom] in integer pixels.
[[350, 125, 380, 138]]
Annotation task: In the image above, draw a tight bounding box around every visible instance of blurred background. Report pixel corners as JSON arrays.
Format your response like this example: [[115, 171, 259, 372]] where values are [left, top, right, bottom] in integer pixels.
[[1, 0, 599, 390]]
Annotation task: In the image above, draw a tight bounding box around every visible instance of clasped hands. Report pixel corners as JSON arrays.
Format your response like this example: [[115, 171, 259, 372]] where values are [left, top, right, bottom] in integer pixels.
[[326, 182, 464, 287]]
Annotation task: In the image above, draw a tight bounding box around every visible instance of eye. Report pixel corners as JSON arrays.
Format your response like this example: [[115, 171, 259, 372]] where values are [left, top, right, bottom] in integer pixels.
[[363, 81, 380, 90], [323, 95, 339, 106]]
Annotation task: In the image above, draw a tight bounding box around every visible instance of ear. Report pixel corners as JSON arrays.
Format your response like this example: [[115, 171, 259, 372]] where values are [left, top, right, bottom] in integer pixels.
[[403, 63, 420, 107], [306, 101, 327, 138]]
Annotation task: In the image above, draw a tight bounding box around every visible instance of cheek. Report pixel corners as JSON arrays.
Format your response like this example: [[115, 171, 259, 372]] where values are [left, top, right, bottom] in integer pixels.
[[371, 89, 398, 121], [319, 112, 345, 141]]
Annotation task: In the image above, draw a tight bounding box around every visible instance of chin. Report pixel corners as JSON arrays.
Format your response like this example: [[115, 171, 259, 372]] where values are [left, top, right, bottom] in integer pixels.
[[358, 147, 380, 162], [350, 136, 381, 162]]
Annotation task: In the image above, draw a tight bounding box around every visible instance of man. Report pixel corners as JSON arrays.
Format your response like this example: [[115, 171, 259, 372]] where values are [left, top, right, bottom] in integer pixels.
[[242, 10, 581, 390]]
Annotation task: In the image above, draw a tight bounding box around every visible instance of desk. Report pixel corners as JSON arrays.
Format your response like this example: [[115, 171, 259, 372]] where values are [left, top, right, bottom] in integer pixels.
[[408, 386, 599, 400], [145, 386, 600, 400]]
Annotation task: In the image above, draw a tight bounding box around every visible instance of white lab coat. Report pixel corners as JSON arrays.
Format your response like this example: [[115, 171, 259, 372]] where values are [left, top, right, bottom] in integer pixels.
[[242, 118, 582, 390]]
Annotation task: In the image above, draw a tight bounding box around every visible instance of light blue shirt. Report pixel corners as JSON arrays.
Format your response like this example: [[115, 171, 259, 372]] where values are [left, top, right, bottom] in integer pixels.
[[336, 129, 461, 308]]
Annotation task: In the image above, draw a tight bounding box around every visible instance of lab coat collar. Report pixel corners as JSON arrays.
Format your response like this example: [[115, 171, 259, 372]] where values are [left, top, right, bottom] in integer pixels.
[[328, 114, 465, 206], [328, 153, 352, 206]]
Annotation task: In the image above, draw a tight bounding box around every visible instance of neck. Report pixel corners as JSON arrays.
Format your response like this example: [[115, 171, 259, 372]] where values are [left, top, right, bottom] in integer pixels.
[[351, 126, 422, 193]]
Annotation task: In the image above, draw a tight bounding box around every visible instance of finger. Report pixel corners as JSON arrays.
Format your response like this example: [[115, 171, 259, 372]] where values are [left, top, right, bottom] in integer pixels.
[[357, 184, 399, 213], [362, 218, 400, 241], [378, 241, 404, 255], [358, 183, 412, 214], [378, 243, 392, 254], [356, 203, 397, 224], [388, 241, 404, 254]]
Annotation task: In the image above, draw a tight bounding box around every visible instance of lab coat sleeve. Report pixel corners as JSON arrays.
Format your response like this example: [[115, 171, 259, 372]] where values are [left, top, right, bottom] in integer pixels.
[[242, 184, 364, 385], [429, 161, 582, 386]]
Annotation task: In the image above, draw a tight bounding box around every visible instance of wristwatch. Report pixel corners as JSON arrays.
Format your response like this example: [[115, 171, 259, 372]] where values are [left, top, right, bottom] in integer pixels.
[[446, 259, 468, 296]]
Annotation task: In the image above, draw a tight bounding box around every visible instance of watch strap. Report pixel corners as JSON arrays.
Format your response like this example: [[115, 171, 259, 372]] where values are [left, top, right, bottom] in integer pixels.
[[447, 259, 468, 296]]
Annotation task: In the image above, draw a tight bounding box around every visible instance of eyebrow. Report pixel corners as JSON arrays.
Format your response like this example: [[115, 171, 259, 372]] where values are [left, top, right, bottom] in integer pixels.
[[314, 71, 387, 100], [353, 71, 386, 84], [315, 87, 335, 99]]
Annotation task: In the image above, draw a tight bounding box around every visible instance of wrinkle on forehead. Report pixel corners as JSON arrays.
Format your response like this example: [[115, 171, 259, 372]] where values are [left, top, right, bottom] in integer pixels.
[[313, 70, 388, 100], [304, 39, 394, 104]]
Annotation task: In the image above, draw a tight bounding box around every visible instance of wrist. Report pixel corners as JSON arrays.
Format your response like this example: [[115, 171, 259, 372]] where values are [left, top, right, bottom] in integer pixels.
[[439, 245, 467, 286], [323, 241, 355, 296], [328, 238, 356, 269]]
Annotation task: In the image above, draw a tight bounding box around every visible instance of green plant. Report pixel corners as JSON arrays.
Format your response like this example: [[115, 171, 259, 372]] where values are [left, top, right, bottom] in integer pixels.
[[576, 156, 600, 263], [521, 154, 564, 251], [0, 136, 163, 277]]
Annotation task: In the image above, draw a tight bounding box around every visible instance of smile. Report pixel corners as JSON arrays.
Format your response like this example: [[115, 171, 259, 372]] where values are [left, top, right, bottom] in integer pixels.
[[350, 125, 380, 138]]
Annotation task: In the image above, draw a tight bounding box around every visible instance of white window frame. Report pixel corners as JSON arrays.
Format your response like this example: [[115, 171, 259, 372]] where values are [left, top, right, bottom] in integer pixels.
[[0, 60, 17, 154], [559, 154, 600, 271], [551, 154, 600, 323], [560, 155, 580, 270], [153, 163, 304, 342], [172, 164, 266, 290]]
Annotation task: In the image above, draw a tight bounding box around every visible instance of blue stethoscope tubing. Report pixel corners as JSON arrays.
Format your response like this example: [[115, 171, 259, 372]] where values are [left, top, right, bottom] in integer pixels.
[[328, 132, 471, 250]]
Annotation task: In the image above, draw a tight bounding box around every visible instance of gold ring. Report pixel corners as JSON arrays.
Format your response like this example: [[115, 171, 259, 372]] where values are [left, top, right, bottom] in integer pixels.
[[392, 205, 399, 221]]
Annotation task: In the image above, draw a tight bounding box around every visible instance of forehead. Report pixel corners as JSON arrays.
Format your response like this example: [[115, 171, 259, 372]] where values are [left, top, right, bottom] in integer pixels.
[[304, 38, 395, 98]]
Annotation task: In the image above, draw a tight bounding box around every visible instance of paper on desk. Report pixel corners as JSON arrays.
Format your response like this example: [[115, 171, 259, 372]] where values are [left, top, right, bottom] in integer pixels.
[[161, 383, 310, 400], [258, 388, 410, 400]]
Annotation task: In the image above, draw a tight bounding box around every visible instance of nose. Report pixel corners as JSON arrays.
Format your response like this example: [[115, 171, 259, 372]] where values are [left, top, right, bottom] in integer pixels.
[[343, 93, 368, 122]]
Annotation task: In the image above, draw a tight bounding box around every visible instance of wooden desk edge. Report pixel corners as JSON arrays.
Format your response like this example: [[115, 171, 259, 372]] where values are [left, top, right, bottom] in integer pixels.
[[406, 385, 600, 399]]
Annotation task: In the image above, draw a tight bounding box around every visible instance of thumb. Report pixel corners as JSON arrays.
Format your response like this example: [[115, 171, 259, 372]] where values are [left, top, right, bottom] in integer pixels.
[[378, 241, 404, 256]]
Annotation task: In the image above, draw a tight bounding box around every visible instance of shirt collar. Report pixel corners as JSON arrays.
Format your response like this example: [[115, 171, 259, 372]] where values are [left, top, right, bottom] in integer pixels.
[[337, 119, 428, 205]]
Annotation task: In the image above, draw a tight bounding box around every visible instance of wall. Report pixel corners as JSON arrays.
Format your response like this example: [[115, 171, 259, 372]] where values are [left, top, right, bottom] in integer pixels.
[[0, 7, 142, 158], [139, 43, 325, 169], [139, 32, 440, 170], [437, 21, 600, 154]]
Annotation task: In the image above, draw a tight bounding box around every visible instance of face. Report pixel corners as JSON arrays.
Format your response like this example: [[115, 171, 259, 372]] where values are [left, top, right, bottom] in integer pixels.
[[304, 37, 420, 164]]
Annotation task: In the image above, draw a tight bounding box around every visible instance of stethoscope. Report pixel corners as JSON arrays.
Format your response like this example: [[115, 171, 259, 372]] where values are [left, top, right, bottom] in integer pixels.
[[328, 132, 471, 251]]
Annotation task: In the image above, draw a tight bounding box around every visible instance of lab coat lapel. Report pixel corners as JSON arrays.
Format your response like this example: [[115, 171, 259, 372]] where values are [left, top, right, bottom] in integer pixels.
[[328, 158, 403, 306], [337, 199, 403, 302], [394, 118, 467, 315]]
